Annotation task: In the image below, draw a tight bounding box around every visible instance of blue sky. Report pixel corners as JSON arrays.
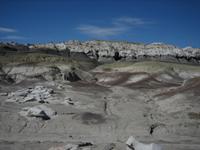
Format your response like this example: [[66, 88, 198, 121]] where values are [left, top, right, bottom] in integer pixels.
[[0, 0, 200, 47]]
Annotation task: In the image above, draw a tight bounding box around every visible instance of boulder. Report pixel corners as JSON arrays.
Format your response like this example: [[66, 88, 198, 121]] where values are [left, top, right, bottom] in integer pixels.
[[19, 105, 56, 120], [126, 136, 162, 150]]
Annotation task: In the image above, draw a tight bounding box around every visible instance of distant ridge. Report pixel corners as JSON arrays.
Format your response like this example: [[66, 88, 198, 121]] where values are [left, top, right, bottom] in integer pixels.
[[1, 40, 200, 64]]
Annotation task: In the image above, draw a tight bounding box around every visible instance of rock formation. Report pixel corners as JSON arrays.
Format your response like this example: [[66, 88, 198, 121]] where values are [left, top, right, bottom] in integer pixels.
[[29, 40, 200, 64], [1, 40, 200, 64]]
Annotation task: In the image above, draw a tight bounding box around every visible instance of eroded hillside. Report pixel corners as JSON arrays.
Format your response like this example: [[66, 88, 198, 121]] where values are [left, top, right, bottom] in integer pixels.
[[0, 41, 200, 150]]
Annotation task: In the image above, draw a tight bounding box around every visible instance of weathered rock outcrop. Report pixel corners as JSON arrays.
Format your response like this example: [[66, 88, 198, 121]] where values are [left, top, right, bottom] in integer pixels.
[[1, 40, 200, 64], [0, 42, 29, 54], [0, 41, 99, 83], [6, 86, 54, 103], [29, 40, 200, 64]]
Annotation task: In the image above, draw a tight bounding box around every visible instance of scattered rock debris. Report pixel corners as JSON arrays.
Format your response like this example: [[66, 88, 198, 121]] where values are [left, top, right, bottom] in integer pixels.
[[6, 86, 54, 103]]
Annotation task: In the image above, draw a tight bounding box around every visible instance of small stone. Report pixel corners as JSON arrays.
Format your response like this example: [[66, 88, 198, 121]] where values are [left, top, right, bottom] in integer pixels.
[[23, 95, 36, 102], [0, 92, 8, 96], [57, 84, 64, 89], [103, 143, 116, 150], [48, 144, 79, 150], [64, 144, 79, 150]]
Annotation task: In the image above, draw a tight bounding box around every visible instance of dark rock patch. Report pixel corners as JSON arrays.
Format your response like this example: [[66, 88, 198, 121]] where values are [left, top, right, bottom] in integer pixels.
[[73, 112, 106, 125], [113, 52, 122, 61]]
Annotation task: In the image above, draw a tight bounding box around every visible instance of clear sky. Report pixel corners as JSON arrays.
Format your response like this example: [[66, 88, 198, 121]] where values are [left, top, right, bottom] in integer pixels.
[[0, 0, 200, 47]]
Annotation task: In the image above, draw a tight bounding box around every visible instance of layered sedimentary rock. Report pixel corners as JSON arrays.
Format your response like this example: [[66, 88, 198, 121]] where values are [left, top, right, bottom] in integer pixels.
[[1, 40, 200, 64], [29, 40, 200, 64], [0, 42, 98, 84]]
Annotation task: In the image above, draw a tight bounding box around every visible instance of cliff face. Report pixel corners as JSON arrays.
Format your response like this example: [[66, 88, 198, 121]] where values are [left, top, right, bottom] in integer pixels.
[[29, 40, 200, 64], [1, 40, 200, 64]]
